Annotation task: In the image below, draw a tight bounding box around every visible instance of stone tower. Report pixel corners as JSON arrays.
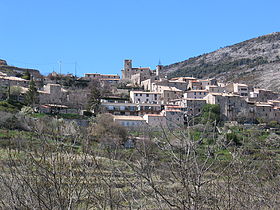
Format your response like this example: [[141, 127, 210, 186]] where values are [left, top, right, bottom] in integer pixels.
[[124, 59, 132, 70], [122, 59, 133, 79]]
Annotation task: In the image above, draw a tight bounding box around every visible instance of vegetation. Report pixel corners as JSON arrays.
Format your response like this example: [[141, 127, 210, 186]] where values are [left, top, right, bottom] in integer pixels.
[[21, 71, 31, 80], [87, 82, 102, 115], [0, 100, 24, 113], [200, 104, 220, 123], [0, 110, 279, 209], [168, 56, 269, 79], [24, 78, 39, 107]]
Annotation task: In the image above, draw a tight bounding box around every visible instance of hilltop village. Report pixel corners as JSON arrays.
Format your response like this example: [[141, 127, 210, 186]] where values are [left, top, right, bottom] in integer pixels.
[[1, 59, 280, 127]]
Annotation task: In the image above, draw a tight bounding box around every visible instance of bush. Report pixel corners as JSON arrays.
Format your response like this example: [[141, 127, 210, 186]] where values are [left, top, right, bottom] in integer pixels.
[[200, 104, 220, 124], [267, 121, 279, 128], [89, 113, 128, 146], [226, 132, 242, 146]]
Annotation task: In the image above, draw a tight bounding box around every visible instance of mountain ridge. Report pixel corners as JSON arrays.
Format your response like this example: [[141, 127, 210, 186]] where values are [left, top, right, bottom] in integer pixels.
[[163, 32, 280, 91]]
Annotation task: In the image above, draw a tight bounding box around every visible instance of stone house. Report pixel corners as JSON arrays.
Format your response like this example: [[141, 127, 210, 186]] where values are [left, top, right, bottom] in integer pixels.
[[130, 91, 161, 104], [226, 83, 249, 97], [113, 115, 146, 127], [101, 101, 162, 116], [0, 76, 29, 88], [39, 84, 68, 105], [84, 73, 120, 85], [143, 114, 167, 128], [253, 103, 275, 122], [161, 109, 184, 128], [188, 79, 217, 90], [206, 85, 225, 93], [180, 98, 207, 117], [184, 90, 209, 99], [151, 85, 183, 104], [249, 88, 279, 102], [153, 79, 188, 91], [84, 73, 120, 80], [205, 93, 249, 121]]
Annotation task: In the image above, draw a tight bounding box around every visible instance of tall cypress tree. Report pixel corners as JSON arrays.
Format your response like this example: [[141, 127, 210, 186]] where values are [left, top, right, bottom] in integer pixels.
[[25, 78, 39, 107], [87, 82, 101, 115]]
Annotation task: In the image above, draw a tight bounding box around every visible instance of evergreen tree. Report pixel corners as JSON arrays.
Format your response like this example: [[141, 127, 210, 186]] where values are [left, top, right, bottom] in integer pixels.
[[25, 78, 39, 107], [87, 82, 101, 115]]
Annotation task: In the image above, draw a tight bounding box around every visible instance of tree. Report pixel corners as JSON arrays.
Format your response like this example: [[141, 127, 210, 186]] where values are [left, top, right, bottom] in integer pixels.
[[9, 86, 22, 101], [87, 81, 102, 115], [22, 71, 31, 80], [24, 78, 39, 107], [89, 113, 128, 147], [201, 104, 220, 124]]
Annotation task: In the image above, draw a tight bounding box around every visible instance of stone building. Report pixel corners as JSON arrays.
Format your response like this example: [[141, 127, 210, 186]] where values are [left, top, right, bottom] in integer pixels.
[[113, 115, 146, 127], [121, 60, 163, 83], [0, 75, 29, 88], [130, 91, 161, 104], [143, 114, 166, 128], [188, 79, 217, 90], [39, 84, 68, 105], [179, 98, 207, 117], [226, 83, 249, 96], [249, 88, 279, 102], [101, 100, 162, 116], [84, 73, 120, 85], [184, 90, 209, 99], [205, 93, 249, 121], [152, 79, 188, 91]]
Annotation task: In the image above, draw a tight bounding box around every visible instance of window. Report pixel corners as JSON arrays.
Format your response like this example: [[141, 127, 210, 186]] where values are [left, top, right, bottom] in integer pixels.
[[135, 93, 138, 96], [199, 92, 202, 95], [146, 94, 149, 97], [194, 92, 196, 95], [140, 94, 142, 96]]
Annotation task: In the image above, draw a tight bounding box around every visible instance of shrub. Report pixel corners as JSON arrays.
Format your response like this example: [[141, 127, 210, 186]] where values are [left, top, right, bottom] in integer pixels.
[[89, 113, 128, 146], [226, 132, 242, 146]]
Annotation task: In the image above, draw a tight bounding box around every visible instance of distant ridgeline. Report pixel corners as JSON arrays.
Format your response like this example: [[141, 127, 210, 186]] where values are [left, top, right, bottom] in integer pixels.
[[162, 32, 280, 92], [0, 59, 42, 79], [0, 59, 7, 65]]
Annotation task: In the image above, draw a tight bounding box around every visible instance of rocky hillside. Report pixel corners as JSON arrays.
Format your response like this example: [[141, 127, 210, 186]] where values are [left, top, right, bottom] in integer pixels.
[[163, 32, 280, 91], [0, 59, 42, 79]]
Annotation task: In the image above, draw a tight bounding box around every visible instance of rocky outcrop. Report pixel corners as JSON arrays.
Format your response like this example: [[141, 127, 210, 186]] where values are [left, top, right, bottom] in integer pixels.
[[0, 59, 43, 80], [0, 59, 7, 65]]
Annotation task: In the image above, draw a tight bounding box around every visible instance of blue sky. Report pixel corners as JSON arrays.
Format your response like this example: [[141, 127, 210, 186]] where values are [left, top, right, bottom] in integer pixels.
[[1, 0, 280, 76]]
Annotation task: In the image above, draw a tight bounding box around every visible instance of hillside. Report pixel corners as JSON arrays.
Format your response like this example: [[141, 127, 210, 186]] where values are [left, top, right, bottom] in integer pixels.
[[163, 32, 280, 91], [0, 59, 43, 79]]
